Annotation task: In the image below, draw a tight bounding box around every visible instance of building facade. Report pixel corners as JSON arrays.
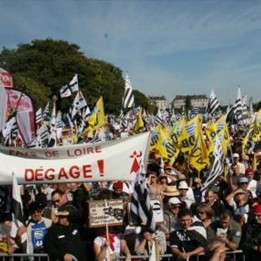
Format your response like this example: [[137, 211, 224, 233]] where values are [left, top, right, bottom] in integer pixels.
[[148, 95, 168, 110], [172, 95, 209, 110]]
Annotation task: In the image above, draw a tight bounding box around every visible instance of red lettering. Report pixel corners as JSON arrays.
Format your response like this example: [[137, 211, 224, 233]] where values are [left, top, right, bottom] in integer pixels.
[[58, 167, 69, 180], [45, 169, 55, 181], [45, 151, 59, 158], [95, 146, 101, 153], [25, 169, 34, 182], [82, 164, 92, 178], [9, 149, 37, 158], [35, 168, 44, 181], [24, 164, 94, 182], [69, 165, 80, 178]]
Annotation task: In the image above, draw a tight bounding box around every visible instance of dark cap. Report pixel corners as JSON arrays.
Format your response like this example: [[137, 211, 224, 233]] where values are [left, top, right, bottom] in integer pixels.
[[28, 201, 45, 212]]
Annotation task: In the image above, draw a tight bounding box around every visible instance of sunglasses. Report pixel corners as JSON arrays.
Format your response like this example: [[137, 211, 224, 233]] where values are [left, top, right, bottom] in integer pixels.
[[53, 199, 60, 203], [58, 215, 68, 219], [171, 205, 180, 209], [240, 182, 248, 185]]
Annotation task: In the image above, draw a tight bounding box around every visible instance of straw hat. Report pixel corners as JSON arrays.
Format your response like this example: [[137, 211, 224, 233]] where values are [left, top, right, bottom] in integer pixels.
[[162, 185, 180, 197]]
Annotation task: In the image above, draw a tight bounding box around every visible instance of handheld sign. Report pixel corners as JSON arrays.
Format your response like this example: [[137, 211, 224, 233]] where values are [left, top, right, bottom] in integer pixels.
[[88, 199, 124, 228]]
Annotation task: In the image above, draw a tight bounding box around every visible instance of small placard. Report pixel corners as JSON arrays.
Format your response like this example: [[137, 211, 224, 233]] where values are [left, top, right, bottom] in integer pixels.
[[88, 199, 124, 228]]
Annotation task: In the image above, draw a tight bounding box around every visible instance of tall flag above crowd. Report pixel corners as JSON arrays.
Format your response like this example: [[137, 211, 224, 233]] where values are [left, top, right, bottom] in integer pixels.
[[60, 74, 79, 98], [122, 73, 135, 109], [207, 90, 220, 116]]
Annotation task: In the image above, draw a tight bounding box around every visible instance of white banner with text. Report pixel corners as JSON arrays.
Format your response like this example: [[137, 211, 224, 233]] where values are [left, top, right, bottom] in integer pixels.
[[0, 132, 150, 184]]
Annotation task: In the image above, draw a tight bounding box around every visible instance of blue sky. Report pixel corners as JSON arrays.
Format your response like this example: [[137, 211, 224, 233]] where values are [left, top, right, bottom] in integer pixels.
[[1, 0, 261, 105]]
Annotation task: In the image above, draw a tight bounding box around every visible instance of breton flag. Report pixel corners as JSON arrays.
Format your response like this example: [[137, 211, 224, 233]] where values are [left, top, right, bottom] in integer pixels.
[[201, 137, 224, 192], [130, 159, 155, 230], [10, 174, 26, 242], [122, 73, 134, 109], [35, 107, 43, 125], [154, 108, 164, 126], [70, 91, 87, 120], [43, 102, 50, 120], [60, 74, 79, 98], [234, 87, 243, 122], [208, 90, 220, 115]]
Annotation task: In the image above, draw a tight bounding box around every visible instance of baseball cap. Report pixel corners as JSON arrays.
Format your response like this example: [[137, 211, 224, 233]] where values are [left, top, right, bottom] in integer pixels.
[[238, 177, 249, 183], [168, 197, 182, 206]]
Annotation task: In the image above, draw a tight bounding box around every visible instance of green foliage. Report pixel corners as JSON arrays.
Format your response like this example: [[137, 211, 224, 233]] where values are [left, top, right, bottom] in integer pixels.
[[184, 96, 192, 113], [133, 90, 157, 113], [253, 101, 261, 111], [0, 38, 151, 115]]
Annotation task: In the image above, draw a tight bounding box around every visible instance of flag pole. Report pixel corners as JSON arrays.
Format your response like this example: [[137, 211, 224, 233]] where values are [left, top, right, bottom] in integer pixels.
[[104, 199, 111, 261], [155, 238, 160, 261]]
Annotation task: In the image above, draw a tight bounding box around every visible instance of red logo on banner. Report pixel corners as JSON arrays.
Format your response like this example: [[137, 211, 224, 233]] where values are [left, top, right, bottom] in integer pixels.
[[130, 151, 141, 173], [0, 68, 13, 88]]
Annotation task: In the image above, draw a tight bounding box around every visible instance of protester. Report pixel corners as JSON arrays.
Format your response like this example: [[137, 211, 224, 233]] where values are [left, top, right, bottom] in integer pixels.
[[177, 181, 195, 209], [135, 225, 166, 259], [44, 205, 86, 261], [195, 202, 214, 236], [0, 212, 17, 255], [26, 201, 52, 254], [93, 226, 132, 261], [160, 197, 183, 239], [169, 209, 206, 261], [208, 209, 241, 251], [203, 188, 225, 221], [240, 204, 261, 261], [205, 238, 228, 261], [225, 187, 249, 224]]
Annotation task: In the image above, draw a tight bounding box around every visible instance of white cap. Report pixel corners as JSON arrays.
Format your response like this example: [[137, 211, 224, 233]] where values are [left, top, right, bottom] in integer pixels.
[[168, 197, 182, 205], [178, 181, 189, 190], [233, 153, 239, 158]]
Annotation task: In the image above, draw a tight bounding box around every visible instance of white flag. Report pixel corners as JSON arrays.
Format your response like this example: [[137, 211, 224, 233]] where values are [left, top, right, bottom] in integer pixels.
[[60, 74, 79, 98]]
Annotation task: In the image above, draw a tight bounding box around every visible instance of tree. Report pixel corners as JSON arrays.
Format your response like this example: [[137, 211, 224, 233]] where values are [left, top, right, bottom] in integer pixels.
[[0, 38, 130, 114], [184, 96, 192, 114]]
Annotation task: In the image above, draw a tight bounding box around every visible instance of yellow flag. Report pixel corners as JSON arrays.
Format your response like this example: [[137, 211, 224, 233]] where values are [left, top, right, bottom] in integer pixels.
[[189, 118, 209, 171], [178, 115, 200, 153], [96, 96, 105, 128], [133, 108, 144, 133], [252, 109, 261, 142], [153, 125, 179, 165]]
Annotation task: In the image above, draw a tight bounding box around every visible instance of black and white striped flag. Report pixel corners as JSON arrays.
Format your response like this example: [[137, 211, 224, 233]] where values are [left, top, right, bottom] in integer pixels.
[[10, 174, 26, 242], [154, 108, 164, 126], [60, 74, 79, 98], [35, 108, 43, 125], [208, 90, 220, 115], [43, 102, 50, 120], [234, 87, 243, 122], [130, 159, 155, 230], [242, 94, 249, 120], [201, 137, 224, 192], [122, 73, 134, 109]]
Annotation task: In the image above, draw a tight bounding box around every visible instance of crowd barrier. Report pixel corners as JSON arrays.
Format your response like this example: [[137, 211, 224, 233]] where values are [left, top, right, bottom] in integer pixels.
[[0, 253, 49, 261], [0, 250, 245, 261]]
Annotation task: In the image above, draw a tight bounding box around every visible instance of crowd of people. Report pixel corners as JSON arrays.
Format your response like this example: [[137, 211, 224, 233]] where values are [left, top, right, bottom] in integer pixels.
[[0, 116, 261, 261], [0, 148, 260, 261]]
